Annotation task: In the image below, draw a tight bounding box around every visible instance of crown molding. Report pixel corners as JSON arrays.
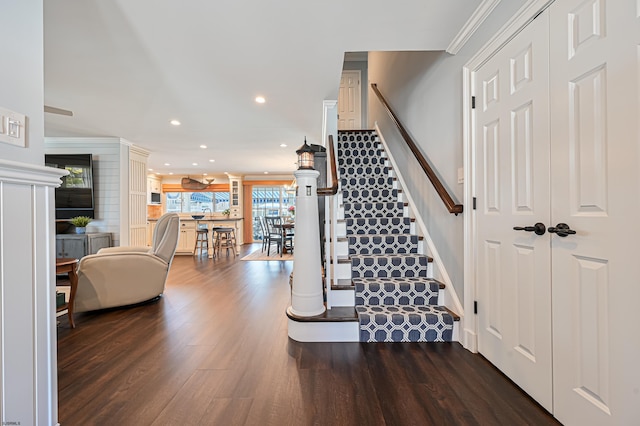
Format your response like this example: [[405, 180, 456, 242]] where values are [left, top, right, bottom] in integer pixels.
[[446, 0, 502, 55]]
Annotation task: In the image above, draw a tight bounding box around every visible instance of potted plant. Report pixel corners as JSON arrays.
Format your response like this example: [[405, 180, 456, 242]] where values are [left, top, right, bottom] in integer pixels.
[[69, 216, 92, 234], [288, 205, 295, 218], [222, 208, 231, 218]]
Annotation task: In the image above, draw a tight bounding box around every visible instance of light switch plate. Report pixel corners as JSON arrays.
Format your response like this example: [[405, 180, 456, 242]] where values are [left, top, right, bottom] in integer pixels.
[[0, 107, 26, 147], [457, 167, 464, 184]]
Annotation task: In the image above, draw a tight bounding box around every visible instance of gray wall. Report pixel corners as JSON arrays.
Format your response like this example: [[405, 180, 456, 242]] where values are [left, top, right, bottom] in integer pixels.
[[367, 1, 528, 302], [0, 1, 44, 164]]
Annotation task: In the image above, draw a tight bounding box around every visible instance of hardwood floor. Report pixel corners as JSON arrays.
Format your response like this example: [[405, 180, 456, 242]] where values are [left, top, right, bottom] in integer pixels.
[[57, 244, 560, 426]]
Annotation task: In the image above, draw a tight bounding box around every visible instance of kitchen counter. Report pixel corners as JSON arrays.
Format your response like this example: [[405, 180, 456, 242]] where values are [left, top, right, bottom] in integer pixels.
[[147, 217, 243, 222], [147, 216, 244, 257]]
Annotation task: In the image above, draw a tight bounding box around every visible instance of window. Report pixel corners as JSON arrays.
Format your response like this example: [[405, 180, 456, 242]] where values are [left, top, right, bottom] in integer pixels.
[[251, 186, 294, 241], [165, 192, 230, 213]]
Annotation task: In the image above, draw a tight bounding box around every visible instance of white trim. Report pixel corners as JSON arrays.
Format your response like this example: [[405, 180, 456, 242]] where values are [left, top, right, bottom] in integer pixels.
[[287, 319, 359, 342], [465, 0, 555, 70], [0, 161, 60, 424], [321, 100, 338, 149], [461, 0, 555, 352], [0, 158, 67, 186], [375, 122, 465, 322], [446, 0, 502, 55]]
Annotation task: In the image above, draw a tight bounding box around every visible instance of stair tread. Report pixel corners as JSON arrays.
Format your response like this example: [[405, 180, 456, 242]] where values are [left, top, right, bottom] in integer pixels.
[[351, 253, 433, 262], [287, 306, 358, 323], [334, 254, 434, 263], [331, 279, 354, 290], [352, 276, 445, 289]]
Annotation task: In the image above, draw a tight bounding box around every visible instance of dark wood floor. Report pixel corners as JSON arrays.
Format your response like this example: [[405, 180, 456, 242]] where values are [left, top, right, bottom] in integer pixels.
[[57, 244, 560, 426]]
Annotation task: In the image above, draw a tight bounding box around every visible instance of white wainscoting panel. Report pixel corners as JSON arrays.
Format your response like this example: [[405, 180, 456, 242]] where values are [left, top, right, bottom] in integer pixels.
[[0, 159, 65, 426]]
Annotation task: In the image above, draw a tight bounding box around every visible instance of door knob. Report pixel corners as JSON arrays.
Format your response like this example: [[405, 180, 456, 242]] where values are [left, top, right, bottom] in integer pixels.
[[513, 222, 546, 235], [548, 223, 576, 237]]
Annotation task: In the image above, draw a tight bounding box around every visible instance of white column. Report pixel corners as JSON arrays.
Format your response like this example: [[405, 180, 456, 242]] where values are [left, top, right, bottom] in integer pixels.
[[288, 169, 326, 317]]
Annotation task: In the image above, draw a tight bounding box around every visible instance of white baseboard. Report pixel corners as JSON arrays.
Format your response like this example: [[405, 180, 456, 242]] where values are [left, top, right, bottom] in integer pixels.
[[288, 319, 359, 342]]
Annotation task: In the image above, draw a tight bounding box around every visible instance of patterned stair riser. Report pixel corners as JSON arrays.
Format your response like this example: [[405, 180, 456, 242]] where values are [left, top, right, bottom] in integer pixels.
[[338, 156, 386, 168], [353, 277, 440, 306], [340, 171, 393, 188], [346, 217, 411, 235], [348, 235, 418, 255], [337, 147, 383, 160], [342, 189, 398, 204], [356, 305, 454, 343], [343, 202, 404, 218], [351, 254, 429, 278]]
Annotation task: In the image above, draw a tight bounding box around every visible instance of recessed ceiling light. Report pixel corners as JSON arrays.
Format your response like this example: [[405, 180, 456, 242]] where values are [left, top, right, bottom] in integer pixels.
[[164, 163, 171, 166], [169, 172, 174, 175], [200, 145, 207, 149], [155, 173, 161, 176], [280, 143, 287, 148], [224, 172, 229, 175], [209, 159, 215, 163], [192, 162, 198, 166], [255, 96, 266, 104], [203, 173, 207, 176], [264, 171, 269, 174], [148, 168, 153, 171], [170, 119, 181, 126]]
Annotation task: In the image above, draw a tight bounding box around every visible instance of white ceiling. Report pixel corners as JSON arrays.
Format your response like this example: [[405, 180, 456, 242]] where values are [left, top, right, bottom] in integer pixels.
[[43, 0, 482, 179]]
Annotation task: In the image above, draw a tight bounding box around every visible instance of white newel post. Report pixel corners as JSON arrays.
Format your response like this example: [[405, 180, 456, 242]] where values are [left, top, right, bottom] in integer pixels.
[[287, 168, 326, 317]]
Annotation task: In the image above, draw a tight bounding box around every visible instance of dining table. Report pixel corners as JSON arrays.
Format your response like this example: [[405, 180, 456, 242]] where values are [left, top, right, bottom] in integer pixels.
[[278, 222, 295, 254]]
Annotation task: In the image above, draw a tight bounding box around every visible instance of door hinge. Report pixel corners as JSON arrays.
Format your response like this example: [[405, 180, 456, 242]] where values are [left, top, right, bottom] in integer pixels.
[[473, 197, 477, 210], [471, 96, 476, 109], [474, 301, 478, 314]]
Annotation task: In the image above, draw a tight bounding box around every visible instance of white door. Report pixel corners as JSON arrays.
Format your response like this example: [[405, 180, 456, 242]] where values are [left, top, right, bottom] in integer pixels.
[[474, 10, 553, 411], [549, 0, 640, 424], [338, 70, 361, 130]]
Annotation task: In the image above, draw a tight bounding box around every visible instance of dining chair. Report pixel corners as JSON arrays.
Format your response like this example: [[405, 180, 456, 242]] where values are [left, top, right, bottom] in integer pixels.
[[264, 216, 289, 256], [258, 216, 269, 253]]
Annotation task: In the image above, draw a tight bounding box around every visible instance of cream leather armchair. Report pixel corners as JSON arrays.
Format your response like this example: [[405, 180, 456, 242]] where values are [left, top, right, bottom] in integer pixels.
[[74, 213, 180, 313]]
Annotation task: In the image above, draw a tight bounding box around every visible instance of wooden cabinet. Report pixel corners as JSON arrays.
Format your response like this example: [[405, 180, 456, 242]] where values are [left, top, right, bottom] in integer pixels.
[[55, 233, 112, 259], [176, 221, 196, 254]]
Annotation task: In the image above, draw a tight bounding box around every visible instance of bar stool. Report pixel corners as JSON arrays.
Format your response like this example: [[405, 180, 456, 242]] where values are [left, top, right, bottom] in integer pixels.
[[193, 228, 209, 257], [210, 227, 223, 258], [214, 227, 237, 257]]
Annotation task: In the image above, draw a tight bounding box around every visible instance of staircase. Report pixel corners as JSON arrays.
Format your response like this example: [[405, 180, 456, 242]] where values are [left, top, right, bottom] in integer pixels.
[[334, 129, 458, 342]]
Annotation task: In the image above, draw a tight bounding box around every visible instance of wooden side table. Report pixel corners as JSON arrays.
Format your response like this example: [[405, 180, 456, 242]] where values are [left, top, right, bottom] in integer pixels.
[[56, 257, 79, 328]]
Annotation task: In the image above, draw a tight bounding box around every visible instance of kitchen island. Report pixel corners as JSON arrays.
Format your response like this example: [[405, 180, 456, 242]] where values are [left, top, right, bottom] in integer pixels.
[[147, 216, 243, 257]]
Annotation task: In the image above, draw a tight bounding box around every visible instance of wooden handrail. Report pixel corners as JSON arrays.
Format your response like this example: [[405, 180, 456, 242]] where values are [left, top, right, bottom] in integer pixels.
[[371, 83, 463, 215], [317, 135, 339, 196]]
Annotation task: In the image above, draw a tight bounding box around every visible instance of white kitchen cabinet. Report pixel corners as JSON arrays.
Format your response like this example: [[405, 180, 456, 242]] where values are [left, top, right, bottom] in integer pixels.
[[147, 175, 162, 204], [146, 220, 157, 246], [228, 176, 243, 219], [176, 221, 196, 254]]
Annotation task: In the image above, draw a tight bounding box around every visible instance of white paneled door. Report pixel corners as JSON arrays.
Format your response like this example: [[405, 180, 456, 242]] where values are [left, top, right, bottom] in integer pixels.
[[474, 1, 640, 424], [549, 0, 640, 424], [338, 70, 361, 130], [475, 9, 553, 411]]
